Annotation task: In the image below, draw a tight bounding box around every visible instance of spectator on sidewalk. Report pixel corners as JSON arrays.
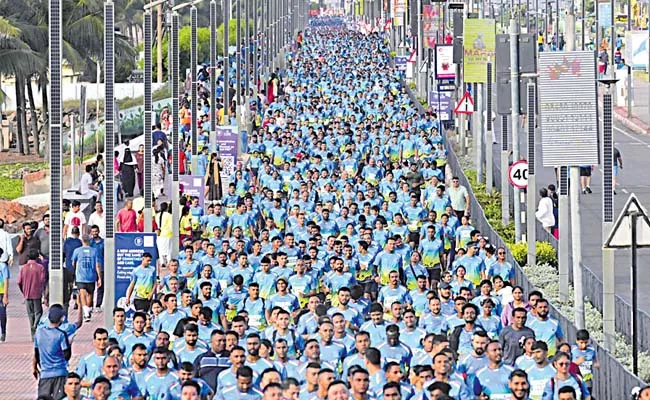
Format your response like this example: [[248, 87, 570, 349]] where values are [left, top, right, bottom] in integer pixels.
[[18, 248, 47, 338], [535, 188, 555, 234], [62, 227, 82, 311], [0, 246, 8, 342], [35, 214, 50, 267], [63, 201, 87, 240], [17, 221, 42, 266], [116, 199, 137, 233], [613, 146, 623, 195], [87, 202, 106, 238], [71, 235, 102, 322], [34, 301, 84, 400]]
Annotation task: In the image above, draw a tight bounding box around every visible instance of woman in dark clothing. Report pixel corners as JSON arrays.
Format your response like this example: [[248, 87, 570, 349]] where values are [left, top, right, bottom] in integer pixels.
[[121, 147, 136, 197], [204, 152, 223, 202]]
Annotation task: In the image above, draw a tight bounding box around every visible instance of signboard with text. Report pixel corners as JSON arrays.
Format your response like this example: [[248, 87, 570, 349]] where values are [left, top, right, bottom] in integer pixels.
[[463, 19, 496, 82], [435, 45, 456, 80], [115, 233, 158, 308], [179, 175, 206, 206], [538, 51, 599, 167], [429, 90, 453, 121], [215, 126, 240, 185]]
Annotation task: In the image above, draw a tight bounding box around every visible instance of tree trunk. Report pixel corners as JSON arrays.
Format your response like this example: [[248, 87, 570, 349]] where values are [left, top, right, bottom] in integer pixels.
[[14, 78, 24, 154], [26, 77, 40, 157], [41, 80, 50, 160], [18, 77, 30, 155]]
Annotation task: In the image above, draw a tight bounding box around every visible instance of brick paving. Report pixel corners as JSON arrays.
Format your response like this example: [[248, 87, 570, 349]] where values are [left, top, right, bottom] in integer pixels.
[[0, 263, 105, 400]]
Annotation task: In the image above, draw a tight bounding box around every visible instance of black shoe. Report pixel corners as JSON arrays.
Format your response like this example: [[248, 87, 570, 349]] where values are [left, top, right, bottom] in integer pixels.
[[614, 190, 617, 195], [586, 186, 593, 193], [1, 334, 5, 342], [582, 189, 587, 194]]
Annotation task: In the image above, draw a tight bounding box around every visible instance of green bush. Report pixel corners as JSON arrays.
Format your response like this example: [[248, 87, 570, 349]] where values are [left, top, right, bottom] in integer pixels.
[[510, 241, 558, 268], [0, 177, 22, 200]]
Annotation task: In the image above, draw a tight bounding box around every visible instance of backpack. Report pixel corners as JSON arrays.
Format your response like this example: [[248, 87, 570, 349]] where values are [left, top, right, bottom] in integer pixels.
[[272, 328, 298, 354]]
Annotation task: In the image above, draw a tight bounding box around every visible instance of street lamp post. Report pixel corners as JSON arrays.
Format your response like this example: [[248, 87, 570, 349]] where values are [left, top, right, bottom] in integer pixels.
[[103, 0, 116, 327], [49, 0, 64, 306], [171, 11, 181, 256], [224, 0, 231, 123]]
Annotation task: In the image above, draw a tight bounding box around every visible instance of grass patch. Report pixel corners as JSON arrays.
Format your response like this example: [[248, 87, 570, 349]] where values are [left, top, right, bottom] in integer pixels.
[[0, 161, 59, 200], [0, 176, 23, 200]]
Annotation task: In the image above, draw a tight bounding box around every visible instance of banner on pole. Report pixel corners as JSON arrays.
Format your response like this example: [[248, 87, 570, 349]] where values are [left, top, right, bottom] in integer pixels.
[[625, 31, 649, 69], [115, 233, 158, 310], [429, 90, 453, 121], [599, 2, 612, 28], [423, 5, 437, 48], [435, 45, 456, 80], [179, 175, 206, 205], [538, 51, 599, 167], [463, 19, 496, 82], [215, 126, 240, 186]]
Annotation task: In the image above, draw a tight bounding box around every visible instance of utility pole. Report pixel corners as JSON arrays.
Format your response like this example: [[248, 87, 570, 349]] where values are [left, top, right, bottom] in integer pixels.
[[486, 61, 493, 193], [558, 166, 570, 301], [224, 0, 230, 122], [566, 2, 585, 329], [103, 0, 116, 328], [49, 0, 64, 306], [626, 0, 632, 117], [525, 76, 536, 267], [601, 79, 616, 351], [143, 6, 154, 232], [510, 16, 522, 241], [501, 114, 510, 225], [171, 11, 181, 256]]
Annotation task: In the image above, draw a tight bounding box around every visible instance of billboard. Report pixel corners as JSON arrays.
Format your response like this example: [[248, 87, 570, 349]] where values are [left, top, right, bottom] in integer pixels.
[[428, 90, 453, 121], [599, 2, 612, 28], [463, 19, 496, 83], [179, 175, 206, 206], [625, 31, 649, 69], [435, 45, 456, 80], [538, 51, 599, 167], [423, 5, 437, 48], [115, 233, 158, 309], [215, 126, 240, 185]]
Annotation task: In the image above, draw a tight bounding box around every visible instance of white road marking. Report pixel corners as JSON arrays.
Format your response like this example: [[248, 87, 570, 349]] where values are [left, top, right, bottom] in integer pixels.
[[623, 188, 629, 194]]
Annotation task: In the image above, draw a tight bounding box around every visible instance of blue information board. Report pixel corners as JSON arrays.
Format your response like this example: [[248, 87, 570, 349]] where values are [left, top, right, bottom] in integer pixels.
[[114, 233, 158, 309]]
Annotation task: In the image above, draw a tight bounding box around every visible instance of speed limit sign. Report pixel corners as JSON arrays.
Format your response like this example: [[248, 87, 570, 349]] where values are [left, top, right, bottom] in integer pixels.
[[508, 160, 528, 189]]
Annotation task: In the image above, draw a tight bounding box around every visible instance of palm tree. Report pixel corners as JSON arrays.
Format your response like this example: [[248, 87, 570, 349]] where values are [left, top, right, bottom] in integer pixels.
[[0, 0, 136, 158]]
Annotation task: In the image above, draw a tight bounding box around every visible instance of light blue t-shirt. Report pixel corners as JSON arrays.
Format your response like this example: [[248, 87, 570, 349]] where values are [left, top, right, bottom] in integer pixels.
[[71, 246, 98, 283]]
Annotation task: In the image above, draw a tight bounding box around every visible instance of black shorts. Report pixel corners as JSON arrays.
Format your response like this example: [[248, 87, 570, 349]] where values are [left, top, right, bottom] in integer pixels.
[[579, 167, 592, 177], [77, 282, 95, 295], [38, 375, 66, 400]]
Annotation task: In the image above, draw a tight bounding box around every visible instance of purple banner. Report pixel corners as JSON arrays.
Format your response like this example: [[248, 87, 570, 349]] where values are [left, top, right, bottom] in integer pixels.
[[179, 175, 205, 207], [215, 126, 239, 186], [428, 91, 453, 121]]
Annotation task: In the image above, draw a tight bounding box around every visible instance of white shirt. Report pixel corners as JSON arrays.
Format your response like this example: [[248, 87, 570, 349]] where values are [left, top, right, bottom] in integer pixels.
[[64, 211, 87, 238], [535, 197, 555, 228], [79, 172, 95, 195], [87, 212, 106, 238], [0, 228, 14, 263]]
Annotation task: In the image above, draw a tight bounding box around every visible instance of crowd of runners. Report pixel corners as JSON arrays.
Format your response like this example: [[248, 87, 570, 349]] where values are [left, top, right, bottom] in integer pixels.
[[15, 15, 619, 400]]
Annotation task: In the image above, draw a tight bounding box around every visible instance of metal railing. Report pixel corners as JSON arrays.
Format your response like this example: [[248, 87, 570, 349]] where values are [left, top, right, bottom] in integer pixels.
[[443, 142, 646, 396]]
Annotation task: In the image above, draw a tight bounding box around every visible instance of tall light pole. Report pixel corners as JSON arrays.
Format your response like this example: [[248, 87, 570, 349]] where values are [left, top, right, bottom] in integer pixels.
[[210, 0, 217, 133], [103, 0, 116, 327], [49, 0, 64, 306], [224, 0, 231, 122], [143, 0, 166, 232], [171, 10, 181, 256]]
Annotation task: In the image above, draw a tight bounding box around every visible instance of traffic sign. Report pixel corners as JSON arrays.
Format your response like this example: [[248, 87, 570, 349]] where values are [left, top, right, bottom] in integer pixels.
[[453, 91, 474, 114], [508, 160, 528, 189], [604, 194, 650, 248], [408, 48, 417, 63]]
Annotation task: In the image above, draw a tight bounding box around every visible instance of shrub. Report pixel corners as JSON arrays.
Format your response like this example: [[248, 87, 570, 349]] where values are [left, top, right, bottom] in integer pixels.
[[389, 51, 397, 58], [510, 241, 558, 268]]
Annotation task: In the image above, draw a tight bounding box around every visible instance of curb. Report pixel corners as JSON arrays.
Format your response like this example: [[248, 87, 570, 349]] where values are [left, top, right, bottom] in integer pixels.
[[613, 106, 650, 135]]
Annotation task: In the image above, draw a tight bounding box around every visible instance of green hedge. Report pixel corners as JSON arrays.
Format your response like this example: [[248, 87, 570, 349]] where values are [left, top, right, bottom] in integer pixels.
[[463, 169, 557, 267]]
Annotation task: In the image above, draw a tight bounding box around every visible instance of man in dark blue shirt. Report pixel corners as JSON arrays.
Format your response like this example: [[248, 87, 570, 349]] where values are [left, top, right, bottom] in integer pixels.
[[89, 225, 105, 310], [34, 302, 84, 400], [62, 227, 82, 311]]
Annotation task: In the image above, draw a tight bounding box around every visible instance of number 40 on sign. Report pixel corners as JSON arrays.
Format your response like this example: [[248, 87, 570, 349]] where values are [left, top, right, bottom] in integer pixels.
[[508, 160, 528, 189]]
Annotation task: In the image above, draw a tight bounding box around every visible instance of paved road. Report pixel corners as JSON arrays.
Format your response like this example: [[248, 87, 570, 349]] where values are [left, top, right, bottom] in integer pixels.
[[0, 262, 103, 400], [490, 110, 650, 312]]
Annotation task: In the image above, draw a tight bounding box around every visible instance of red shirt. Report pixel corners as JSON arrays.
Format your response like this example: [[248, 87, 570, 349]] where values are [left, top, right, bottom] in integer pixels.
[[117, 208, 137, 232], [18, 260, 46, 300]]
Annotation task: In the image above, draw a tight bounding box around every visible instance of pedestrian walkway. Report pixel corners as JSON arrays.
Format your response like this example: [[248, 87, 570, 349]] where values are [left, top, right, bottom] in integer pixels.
[[0, 263, 103, 400]]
